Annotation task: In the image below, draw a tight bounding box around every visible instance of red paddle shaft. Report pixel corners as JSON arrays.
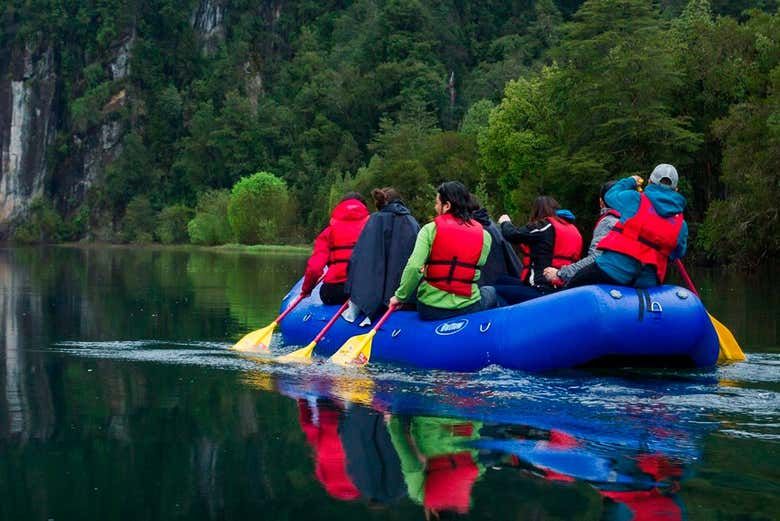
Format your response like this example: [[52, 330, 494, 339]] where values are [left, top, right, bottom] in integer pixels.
[[370, 305, 397, 333], [311, 301, 350, 343], [674, 259, 700, 298], [276, 294, 304, 323], [275, 276, 325, 323]]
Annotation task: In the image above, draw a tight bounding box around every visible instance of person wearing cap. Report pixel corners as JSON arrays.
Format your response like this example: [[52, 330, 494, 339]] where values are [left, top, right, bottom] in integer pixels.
[[566, 164, 688, 288]]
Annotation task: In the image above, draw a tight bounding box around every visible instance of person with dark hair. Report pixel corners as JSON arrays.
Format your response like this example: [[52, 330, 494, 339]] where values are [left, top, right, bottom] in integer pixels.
[[468, 194, 523, 286], [345, 187, 420, 321], [495, 196, 583, 303], [567, 164, 688, 288], [388, 181, 497, 321], [543, 181, 621, 286], [301, 192, 369, 304]]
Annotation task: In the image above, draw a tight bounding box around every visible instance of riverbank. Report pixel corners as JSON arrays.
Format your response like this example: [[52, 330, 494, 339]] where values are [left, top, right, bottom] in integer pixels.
[[53, 241, 311, 256]]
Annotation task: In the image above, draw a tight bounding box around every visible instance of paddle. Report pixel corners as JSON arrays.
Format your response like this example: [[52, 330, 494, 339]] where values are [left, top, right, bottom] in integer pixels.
[[329, 305, 397, 367], [674, 259, 746, 363], [277, 301, 350, 364], [233, 294, 305, 352]]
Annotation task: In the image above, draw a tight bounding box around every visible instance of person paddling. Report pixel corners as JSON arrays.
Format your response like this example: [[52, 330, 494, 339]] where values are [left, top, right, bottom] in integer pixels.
[[389, 181, 497, 321], [567, 164, 688, 288], [543, 181, 620, 286], [301, 193, 370, 304], [346, 188, 420, 321]]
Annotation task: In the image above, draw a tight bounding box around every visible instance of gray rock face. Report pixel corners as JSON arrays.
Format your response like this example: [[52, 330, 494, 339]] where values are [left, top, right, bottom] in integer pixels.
[[110, 33, 134, 80], [191, 0, 226, 55], [0, 42, 56, 236]]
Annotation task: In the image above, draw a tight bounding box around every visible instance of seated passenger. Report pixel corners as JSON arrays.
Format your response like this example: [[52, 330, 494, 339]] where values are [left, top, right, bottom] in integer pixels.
[[346, 188, 420, 321], [388, 181, 497, 321], [301, 192, 370, 304], [543, 181, 620, 286], [495, 196, 583, 303], [468, 194, 522, 286], [567, 164, 688, 288]]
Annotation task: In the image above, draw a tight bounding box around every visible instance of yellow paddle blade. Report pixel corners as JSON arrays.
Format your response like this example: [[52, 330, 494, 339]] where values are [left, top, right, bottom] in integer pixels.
[[276, 341, 317, 364], [329, 330, 376, 367], [240, 371, 276, 391], [709, 312, 746, 363], [232, 321, 277, 352], [330, 375, 376, 406]]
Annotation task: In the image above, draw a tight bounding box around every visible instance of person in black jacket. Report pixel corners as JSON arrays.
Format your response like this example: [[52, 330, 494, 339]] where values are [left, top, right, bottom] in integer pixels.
[[468, 195, 522, 286], [495, 196, 582, 304], [346, 188, 420, 321]]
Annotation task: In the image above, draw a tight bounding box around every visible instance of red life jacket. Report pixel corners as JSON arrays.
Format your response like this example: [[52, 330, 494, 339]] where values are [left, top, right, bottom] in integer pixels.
[[519, 244, 531, 283], [600, 489, 682, 521], [595, 208, 621, 229], [424, 214, 484, 297], [325, 200, 369, 284], [549, 216, 583, 269], [297, 400, 360, 501], [424, 452, 479, 514], [547, 216, 583, 287], [597, 194, 683, 283]]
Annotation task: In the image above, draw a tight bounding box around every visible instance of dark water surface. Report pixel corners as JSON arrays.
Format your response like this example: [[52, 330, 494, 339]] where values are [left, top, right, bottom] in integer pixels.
[[1, 246, 777, 520]]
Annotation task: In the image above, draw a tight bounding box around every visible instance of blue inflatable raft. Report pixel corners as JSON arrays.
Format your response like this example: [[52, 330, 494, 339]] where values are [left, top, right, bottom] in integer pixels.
[[277, 281, 719, 372]]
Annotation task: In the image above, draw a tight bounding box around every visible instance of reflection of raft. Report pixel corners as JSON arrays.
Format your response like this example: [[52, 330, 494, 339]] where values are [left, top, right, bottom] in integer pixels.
[[278, 280, 719, 372]]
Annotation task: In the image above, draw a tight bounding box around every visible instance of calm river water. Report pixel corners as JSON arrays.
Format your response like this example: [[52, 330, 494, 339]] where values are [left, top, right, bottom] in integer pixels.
[[0, 246, 777, 520]]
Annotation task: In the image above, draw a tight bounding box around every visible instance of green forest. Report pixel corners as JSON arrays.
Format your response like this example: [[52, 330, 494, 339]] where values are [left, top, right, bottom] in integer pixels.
[[3, 0, 778, 267]]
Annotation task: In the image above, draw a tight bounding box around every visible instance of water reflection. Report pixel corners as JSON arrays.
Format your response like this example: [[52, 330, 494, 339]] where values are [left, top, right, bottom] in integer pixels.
[[271, 371, 695, 519], [0, 246, 778, 520]]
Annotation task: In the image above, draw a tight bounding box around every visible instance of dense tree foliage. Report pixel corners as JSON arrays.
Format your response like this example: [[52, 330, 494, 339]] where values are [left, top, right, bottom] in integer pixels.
[[3, 0, 778, 266], [227, 171, 291, 244]]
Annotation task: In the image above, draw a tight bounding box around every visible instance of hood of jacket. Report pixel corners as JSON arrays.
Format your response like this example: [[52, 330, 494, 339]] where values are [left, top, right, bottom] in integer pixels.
[[471, 207, 491, 227], [645, 184, 686, 217], [555, 209, 576, 222], [380, 200, 411, 216], [331, 198, 370, 223]]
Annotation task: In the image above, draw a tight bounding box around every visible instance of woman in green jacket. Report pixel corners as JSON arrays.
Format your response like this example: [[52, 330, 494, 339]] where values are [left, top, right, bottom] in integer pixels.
[[389, 181, 498, 321]]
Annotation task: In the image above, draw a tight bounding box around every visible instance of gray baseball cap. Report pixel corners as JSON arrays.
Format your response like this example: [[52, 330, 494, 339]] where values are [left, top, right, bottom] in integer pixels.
[[649, 164, 679, 189]]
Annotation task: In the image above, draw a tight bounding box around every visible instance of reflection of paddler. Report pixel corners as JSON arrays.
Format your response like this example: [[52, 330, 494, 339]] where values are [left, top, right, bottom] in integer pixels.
[[597, 453, 684, 521], [387, 416, 484, 515], [339, 407, 406, 504], [297, 399, 360, 500]]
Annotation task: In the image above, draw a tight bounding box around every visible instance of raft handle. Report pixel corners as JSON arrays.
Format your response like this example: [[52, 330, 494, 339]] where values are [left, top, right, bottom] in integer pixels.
[[303, 313, 312, 322], [480, 322, 492, 333], [649, 302, 663, 313], [391, 329, 402, 338]]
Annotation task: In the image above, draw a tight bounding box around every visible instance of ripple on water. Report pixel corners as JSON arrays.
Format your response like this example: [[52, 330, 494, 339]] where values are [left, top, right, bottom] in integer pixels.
[[51, 340, 780, 442]]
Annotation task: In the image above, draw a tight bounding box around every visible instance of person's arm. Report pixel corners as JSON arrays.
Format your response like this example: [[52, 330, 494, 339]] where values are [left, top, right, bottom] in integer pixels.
[[478, 229, 492, 266], [500, 221, 545, 246], [301, 227, 330, 295], [604, 177, 642, 217], [393, 223, 435, 302], [553, 215, 618, 282]]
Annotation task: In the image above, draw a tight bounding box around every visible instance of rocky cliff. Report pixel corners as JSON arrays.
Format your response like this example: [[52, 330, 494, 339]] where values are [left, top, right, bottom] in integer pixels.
[[0, 40, 56, 236], [0, 0, 232, 238]]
